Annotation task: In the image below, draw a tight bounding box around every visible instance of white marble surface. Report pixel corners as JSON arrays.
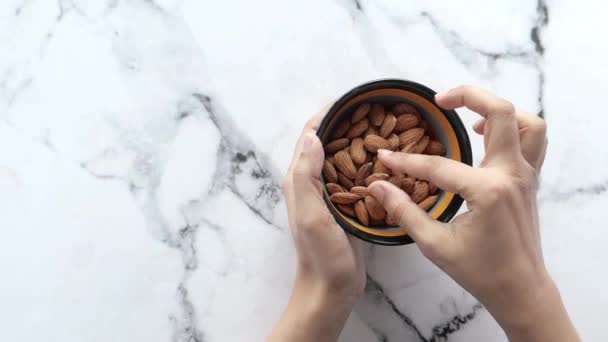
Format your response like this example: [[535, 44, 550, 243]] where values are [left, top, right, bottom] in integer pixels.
[[1, 0, 607, 341]]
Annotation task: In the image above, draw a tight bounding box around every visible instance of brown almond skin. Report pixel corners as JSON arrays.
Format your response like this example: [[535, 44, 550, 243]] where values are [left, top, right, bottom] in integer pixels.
[[388, 134, 400, 150], [352, 103, 371, 123], [334, 150, 357, 179], [365, 195, 386, 221], [332, 120, 351, 139], [401, 176, 416, 195], [418, 195, 439, 211], [379, 113, 397, 138], [425, 140, 447, 156], [350, 186, 370, 197], [354, 162, 373, 186], [389, 174, 404, 188], [369, 104, 386, 126], [346, 118, 369, 139], [373, 160, 391, 175], [330, 192, 362, 204], [364, 126, 378, 138], [411, 181, 430, 204], [399, 127, 425, 147], [323, 160, 338, 183], [392, 103, 418, 115], [324, 138, 350, 154], [401, 141, 417, 153], [327, 156, 335, 165], [429, 182, 438, 195], [350, 137, 366, 164], [338, 204, 356, 217], [354, 200, 369, 226], [365, 173, 390, 186], [363, 134, 391, 153], [418, 120, 428, 132], [337, 171, 355, 190], [412, 135, 430, 154], [394, 114, 419, 133], [385, 214, 397, 226], [326, 183, 345, 194]]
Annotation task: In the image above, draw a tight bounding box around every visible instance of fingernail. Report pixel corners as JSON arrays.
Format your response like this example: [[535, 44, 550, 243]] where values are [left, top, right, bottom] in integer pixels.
[[435, 92, 448, 101], [378, 149, 393, 158]]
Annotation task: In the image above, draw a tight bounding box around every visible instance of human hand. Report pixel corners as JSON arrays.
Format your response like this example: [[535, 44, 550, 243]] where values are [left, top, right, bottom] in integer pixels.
[[368, 86, 579, 342], [269, 110, 366, 342]]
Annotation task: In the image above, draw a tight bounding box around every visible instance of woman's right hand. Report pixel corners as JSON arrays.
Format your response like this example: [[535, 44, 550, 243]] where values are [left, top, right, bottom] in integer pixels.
[[368, 85, 580, 342]]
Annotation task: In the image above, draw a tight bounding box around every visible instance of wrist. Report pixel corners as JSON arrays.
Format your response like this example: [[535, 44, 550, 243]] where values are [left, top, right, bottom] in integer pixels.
[[488, 276, 579, 342]]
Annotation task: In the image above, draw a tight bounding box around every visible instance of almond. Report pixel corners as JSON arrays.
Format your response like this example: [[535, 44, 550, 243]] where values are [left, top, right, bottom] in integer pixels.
[[385, 214, 397, 226], [327, 156, 335, 165], [392, 103, 417, 115], [418, 195, 439, 211], [379, 113, 397, 138], [364, 134, 391, 153], [400, 141, 417, 153], [399, 127, 425, 147], [365, 195, 386, 221], [325, 138, 350, 154], [394, 114, 419, 133], [388, 133, 400, 150], [369, 217, 385, 226], [354, 200, 369, 226], [346, 118, 369, 139], [365, 172, 390, 186], [332, 120, 351, 139], [326, 183, 345, 194], [350, 186, 370, 197], [338, 204, 356, 217], [373, 160, 391, 175], [401, 176, 416, 194], [351, 103, 371, 123], [411, 181, 430, 204], [354, 162, 373, 186], [334, 150, 357, 179], [425, 140, 446, 156], [412, 135, 430, 154], [362, 152, 373, 164], [364, 126, 378, 137], [323, 160, 338, 183], [369, 104, 385, 126], [389, 174, 404, 188], [330, 192, 361, 204], [337, 172, 355, 190], [429, 182, 438, 195], [350, 137, 366, 164], [418, 120, 428, 132]]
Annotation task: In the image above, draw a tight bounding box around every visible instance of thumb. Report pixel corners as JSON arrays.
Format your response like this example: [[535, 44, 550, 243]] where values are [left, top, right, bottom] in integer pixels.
[[368, 181, 449, 255]]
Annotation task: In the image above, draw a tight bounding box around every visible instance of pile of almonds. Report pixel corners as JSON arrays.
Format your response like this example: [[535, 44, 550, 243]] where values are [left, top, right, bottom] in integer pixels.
[[323, 102, 447, 226]]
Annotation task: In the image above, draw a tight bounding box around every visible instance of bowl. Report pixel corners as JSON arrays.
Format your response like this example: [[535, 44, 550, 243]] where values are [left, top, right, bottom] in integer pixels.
[[317, 79, 473, 245]]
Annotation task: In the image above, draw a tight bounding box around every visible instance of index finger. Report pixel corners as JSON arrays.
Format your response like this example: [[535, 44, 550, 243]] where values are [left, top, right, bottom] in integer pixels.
[[435, 85, 521, 163]]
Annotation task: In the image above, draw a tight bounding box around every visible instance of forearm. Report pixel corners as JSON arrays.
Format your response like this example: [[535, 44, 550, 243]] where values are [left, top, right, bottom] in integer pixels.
[[268, 273, 355, 342]]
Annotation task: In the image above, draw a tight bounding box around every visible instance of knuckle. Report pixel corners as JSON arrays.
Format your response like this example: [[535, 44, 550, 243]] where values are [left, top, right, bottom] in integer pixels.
[[483, 176, 515, 205], [529, 116, 547, 135], [421, 156, 442, 176], [493, 99, 515, 116]]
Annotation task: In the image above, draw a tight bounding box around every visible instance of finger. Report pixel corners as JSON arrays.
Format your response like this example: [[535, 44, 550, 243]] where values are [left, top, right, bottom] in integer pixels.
[[473, 118, 485, 135], [517, 111, 547, 171], [292, 133, 329, 228], [436, 85, 520, 162], [368, 181, 449, 253], [378, 149, 477, 200], [288, 106, 330, 175], [468, 112, 547, 170]]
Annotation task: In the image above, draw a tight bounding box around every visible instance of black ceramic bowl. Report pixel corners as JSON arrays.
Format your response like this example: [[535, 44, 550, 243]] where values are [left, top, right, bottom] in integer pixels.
[[317, 79, 473, 245]]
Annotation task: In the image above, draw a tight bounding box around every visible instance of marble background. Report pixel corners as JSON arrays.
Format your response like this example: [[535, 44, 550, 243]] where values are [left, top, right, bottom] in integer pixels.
[[1, 0, 606, 341]]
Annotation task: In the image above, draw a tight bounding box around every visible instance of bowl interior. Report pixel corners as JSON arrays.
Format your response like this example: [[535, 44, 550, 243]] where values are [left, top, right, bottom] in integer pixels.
[[318, 82, 471, 245]]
